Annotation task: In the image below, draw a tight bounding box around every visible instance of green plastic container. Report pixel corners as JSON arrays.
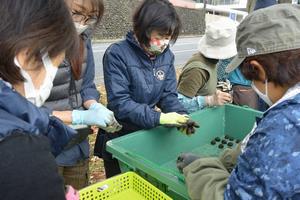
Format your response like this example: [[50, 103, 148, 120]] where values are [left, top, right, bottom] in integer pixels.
[[107, 104, 262, 200]]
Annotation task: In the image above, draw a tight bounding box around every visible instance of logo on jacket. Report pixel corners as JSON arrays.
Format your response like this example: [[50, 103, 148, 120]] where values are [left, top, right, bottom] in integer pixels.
[[156, 70, 165, 81]]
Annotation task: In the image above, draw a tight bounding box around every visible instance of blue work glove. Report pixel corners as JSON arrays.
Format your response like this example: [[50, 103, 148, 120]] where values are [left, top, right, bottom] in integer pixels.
[[89, 103, 122, 133], [88, 102, 107, 111], [72, 103, 122, 133]]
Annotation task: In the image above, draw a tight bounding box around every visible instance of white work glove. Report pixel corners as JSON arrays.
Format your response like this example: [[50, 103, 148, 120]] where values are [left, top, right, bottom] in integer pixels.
[[205, 90, 232, 107]]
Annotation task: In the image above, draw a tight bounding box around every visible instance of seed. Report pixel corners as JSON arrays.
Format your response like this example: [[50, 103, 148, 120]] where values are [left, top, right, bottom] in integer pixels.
[[221, 140, 227, 144], [227, 142, 233, 147]]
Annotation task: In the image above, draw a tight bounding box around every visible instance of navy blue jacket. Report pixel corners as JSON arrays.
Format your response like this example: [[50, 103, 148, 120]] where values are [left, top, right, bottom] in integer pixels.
[[0, 80, 76, 157], [254, 0, 276, 10], [225, 84, 300, 199], [103, 31, 186, 130]]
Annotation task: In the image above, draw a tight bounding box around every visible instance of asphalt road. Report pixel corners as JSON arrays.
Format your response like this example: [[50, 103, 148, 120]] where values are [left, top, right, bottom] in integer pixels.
[[92, 36, 201, 84]]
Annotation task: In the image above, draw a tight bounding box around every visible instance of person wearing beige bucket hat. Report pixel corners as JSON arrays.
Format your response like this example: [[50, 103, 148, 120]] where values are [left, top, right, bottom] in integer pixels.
[[177, 4, 300, 200], [177, 18, 237, 113], [197, 19, 238, 60]]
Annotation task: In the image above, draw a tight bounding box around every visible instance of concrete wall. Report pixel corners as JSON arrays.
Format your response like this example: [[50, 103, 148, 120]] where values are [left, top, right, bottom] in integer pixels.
[[93, 0, 205, 40]]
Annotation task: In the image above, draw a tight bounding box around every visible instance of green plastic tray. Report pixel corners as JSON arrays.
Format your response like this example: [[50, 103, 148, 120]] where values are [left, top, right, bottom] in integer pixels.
[[107, 104, 262, 200]]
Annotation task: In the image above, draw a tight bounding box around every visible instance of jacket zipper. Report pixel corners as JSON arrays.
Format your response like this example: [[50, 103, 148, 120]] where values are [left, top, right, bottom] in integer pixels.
[[151, 60, 155, 77]]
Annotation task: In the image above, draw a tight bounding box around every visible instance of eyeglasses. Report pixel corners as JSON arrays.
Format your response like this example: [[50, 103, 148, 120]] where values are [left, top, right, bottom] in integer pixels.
[[71, 11, 98, 25]]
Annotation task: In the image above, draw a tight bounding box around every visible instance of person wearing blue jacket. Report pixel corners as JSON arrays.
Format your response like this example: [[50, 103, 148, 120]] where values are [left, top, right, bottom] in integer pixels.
[[94, 0, 190, 178], [42, 0, 121, 190], [177, 4, 300, 200], [247, 0, 276, 13], [0, 0, 79, 199]]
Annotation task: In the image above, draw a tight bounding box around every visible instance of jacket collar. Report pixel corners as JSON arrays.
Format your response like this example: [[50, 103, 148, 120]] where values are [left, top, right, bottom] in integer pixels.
[[266, 82, 300, 113]]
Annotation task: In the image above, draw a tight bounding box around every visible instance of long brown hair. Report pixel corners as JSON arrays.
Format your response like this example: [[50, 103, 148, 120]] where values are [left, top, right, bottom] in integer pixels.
[[69, 0, 104, 80], [70, 37, 85, 79]]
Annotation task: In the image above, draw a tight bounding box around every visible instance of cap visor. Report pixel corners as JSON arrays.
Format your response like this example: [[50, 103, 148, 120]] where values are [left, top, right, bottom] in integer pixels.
[[225, 56, 245, 73]]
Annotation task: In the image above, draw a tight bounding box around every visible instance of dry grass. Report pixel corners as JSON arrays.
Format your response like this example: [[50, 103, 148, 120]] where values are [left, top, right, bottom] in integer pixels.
[[88, 134, 105, 184], [88, 84, 107, 184]]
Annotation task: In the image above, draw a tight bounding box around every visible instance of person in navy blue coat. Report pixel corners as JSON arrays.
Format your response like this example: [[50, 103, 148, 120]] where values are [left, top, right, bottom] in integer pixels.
[[0, 0, 79, 157], [94, 0, 189, 178], [0, 0, 80, 199], [254, 0, 276, 10]]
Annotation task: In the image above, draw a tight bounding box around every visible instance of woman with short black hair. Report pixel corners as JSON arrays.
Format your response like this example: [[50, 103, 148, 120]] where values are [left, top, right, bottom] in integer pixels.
[[94, 0, 193, 178]]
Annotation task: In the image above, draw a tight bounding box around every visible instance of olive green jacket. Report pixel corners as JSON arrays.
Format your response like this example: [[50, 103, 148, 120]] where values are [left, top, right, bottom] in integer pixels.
[[178, 53, 218, 97], [183, 144, 241, 200]]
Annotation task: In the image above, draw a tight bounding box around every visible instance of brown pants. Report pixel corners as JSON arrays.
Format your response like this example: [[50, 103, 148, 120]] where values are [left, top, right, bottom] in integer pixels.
[[58, 159, 89, 190], [232, 85, 259, 110]]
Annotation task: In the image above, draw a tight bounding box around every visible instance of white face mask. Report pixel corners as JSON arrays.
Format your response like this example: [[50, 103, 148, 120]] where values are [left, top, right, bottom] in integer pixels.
[[14, 52, 58, 107], [251, 79, 273, 106], [74, 22, 89, 34]]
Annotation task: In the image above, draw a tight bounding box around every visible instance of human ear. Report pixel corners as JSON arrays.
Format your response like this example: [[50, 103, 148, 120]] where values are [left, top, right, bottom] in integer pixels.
[[15, 49, 28, 69], [249, 60, 267, 83]]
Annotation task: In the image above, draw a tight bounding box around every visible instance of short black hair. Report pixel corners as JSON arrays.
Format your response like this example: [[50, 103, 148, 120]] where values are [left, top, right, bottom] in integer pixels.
[[133, 0, 182, 47], [0, 0, 79, 84]]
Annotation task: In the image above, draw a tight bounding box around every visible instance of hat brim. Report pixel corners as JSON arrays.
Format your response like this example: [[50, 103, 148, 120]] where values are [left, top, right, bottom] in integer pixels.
[[198, 36, 237, 60], [225, 55, 245, 73]]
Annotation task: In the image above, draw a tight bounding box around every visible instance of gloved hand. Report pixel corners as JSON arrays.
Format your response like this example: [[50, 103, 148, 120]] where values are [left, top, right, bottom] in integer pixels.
[[217, 79, 232, 93], [89, 103, 123, 133], [72, 103, 122, 133], [177, 153, 201, 173], [177, 119, 200, 135], [88, 102, 107, 111], [160, 112, 189, 127], [205, 90, 232, 107]]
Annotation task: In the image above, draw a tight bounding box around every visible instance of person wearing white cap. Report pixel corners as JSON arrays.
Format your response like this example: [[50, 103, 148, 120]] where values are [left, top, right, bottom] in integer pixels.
[[177, 18, 237, 113]]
